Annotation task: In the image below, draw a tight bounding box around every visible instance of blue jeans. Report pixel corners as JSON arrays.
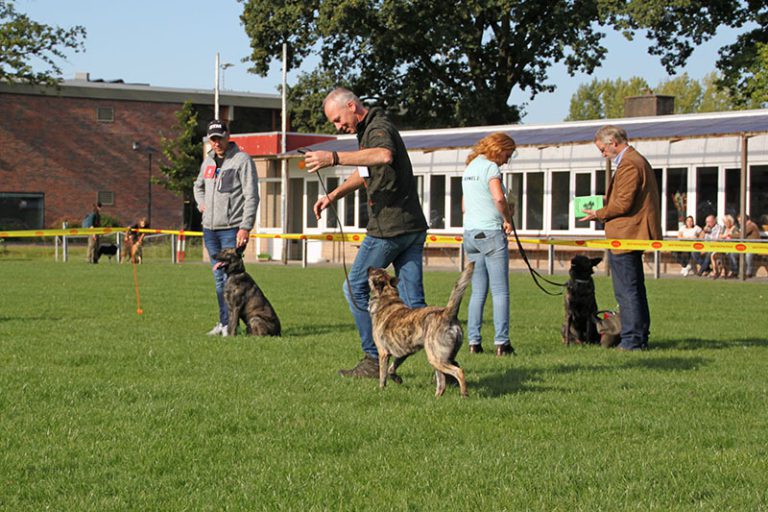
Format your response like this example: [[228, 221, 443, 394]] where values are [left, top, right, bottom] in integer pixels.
[[463, 229, 509, 345], [343, 230, 427, 358], [609, 251, 650, 350], [203, 228, 238, 326]]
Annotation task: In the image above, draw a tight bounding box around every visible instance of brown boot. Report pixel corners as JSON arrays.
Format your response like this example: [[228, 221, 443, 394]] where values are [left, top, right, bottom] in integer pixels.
[[495, 343, 516, 357], [338, 354, 379, 378]]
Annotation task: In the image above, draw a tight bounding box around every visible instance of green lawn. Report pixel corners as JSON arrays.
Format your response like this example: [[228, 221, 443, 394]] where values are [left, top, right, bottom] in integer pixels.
[[1, 260, 766, 511]]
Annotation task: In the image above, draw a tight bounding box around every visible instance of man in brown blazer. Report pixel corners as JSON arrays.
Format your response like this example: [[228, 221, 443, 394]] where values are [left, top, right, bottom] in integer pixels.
[[581, 125, 662, 350]]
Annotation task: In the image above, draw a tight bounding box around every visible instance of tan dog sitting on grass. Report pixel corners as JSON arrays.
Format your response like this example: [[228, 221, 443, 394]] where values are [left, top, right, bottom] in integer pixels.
[[367, 262, 474, 397]]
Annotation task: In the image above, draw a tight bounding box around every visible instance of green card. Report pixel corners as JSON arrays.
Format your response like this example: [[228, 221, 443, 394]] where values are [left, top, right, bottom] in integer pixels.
[[574, 195, 604, 218]]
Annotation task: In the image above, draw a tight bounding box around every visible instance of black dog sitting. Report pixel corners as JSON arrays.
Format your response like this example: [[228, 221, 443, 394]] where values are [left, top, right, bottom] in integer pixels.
[[212, 247, 281, 337], [561, 255, 602, 345]]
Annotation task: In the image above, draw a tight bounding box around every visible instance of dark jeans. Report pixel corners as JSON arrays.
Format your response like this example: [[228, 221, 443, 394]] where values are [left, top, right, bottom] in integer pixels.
[[203, 228, 238, 326], [692, 252, 710, 274], [609, 251, 650, 350]]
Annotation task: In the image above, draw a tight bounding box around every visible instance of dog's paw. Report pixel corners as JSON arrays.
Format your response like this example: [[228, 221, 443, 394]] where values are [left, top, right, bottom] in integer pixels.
[[388, 373, 403, 384]]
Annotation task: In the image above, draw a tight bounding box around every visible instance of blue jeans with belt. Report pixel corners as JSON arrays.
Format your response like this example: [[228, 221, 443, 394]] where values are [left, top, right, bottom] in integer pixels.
[[463, 229, 510, 346], [343, 230, 427, 358], [203, 228, 238, 326], [609, 251, 650, 350]]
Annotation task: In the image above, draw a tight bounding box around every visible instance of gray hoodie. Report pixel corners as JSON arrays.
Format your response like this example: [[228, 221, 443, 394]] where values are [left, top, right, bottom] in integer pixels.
[[193, 142, 259, 231]]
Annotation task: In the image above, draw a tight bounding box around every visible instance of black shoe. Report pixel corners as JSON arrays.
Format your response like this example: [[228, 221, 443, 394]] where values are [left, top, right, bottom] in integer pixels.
[[495, 343, 516, 357], [469, 344, 484, 354], [338, 354, 379, 378]]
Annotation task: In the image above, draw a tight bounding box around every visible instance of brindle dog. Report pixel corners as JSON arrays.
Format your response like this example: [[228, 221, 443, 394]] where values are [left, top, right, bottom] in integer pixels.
[[562, 255, 602, 345], [367, 262, 474, 397], [212, 247, 281, 337]]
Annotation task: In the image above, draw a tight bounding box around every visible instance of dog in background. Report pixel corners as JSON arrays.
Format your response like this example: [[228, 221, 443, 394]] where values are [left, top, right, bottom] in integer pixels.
[[212, 247, 281, 337], [562, 255, 602, 345], [96, 243, 118, 262], [367, 262, 474, 397]]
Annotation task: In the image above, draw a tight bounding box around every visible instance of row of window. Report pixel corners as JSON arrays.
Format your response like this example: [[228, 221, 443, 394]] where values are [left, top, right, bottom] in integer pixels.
[[259, 165, 768, 234]]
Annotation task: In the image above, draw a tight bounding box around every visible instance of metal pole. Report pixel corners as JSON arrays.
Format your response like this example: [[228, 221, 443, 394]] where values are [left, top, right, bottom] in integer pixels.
[[62, 221, 68, 262], [739, 133, 748, 280], [280, 42, 289, 265], [148, 152, 152, 226], [604, 157, 612, 277], [214, 52, 220, 119], [302, 238, 308, 268], [171, 233, 177, 264], [654, 250, 660, 279], [546, 241, 552, 275]]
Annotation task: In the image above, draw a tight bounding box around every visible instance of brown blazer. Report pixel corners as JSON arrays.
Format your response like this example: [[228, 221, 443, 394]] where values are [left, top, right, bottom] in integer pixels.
[[595, 146, 662, 253]]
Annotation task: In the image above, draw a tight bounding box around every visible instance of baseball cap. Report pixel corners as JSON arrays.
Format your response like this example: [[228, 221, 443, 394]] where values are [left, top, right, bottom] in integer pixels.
[[207, 120, 228, 138]]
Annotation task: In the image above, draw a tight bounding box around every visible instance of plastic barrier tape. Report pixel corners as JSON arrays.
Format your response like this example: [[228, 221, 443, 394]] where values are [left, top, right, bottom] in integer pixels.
[[1, 227, 766, 254]]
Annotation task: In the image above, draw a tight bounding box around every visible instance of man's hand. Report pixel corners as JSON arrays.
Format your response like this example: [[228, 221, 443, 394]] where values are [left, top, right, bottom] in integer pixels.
[[236, 229, 250, 248], [313, 195, 332, 220], [579, 209, 598, 222], [304, 151, 334, 173]]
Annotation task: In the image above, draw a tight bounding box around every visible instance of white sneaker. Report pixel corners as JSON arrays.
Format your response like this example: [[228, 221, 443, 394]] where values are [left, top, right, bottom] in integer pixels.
[[206, 323, 225, 336], [682, 267, 690, 277]]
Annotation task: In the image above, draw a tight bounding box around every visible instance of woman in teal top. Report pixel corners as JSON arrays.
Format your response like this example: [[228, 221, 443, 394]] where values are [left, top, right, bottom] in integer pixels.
[[462, 132, 516, 356]]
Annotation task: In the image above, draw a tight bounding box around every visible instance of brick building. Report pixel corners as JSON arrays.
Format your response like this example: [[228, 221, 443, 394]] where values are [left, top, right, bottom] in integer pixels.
[[0, 74, 282, 230]]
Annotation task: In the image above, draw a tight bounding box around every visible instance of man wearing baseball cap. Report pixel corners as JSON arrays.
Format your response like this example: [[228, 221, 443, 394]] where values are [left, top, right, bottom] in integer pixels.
[[194, 120, 260, 336]]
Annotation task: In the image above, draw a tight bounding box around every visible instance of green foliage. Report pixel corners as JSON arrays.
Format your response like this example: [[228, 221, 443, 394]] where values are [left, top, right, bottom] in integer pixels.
[[241, 0, 610, 130], [600, 0, 767, 110], [566, 77, 650, 120], [2, 261, 768, 509], [566, 72, 741, 121], [722, 41, 768, 108], [157, 101, 203, 228], [0, 0, 86, 85]]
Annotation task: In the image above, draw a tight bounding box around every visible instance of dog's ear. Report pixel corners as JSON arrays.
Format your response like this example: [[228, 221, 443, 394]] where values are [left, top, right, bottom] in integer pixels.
[[591, 257, 603, 267]]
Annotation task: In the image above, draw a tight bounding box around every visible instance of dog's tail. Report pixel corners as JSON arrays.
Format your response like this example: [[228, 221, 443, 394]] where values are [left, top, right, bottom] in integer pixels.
[[444, 261, 475, 319]]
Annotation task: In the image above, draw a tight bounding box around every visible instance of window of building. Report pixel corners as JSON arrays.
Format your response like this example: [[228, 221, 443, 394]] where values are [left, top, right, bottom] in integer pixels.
[[97, 191, 115, 207], [749, 165, 768, 232], [325, 177, 339, 229], [343, 189, 355, 226], [696, 166, 718, 225], [526, 172, 544, 230], [450, 176, 462, 228], [0, 193, 44, 230], [725, 168, 741, 218], [305, 181, 318, 229], [96, 107, 114, 122], [666, 168, 687, 230], [506, 173, 523, 229], [551, 171, 569, 230], [429, 175, 446, 229]]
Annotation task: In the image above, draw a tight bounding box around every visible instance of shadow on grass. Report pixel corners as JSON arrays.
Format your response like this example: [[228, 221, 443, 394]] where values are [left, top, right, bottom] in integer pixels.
[[0, 315, 64, 322], [282, 323, 358, 337], [473, 355, 710, 397], [652, 337, 768, 351]]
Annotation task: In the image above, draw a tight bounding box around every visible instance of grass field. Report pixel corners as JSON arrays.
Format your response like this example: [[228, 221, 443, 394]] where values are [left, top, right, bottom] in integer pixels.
[[1, 259, 767, 511]]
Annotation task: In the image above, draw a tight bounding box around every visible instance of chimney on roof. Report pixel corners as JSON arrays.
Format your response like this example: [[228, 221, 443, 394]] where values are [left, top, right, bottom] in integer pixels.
[[624, 94, 675, 117], [74, 72, 90, 82]]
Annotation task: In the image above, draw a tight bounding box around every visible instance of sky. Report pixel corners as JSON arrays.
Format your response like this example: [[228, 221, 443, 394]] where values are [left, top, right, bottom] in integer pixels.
[[15, 0, 752, 126]]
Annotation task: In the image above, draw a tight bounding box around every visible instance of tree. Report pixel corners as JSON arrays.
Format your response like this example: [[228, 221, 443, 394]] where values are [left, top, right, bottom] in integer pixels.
[[725, 41, 768, 108], [566, 77, 649, 121], [0, 0, 86, 85], [566, 73, 739, 121], [157, 101, 203, 229], [240, 0, 609, 130], [602, 0, 767, 109]]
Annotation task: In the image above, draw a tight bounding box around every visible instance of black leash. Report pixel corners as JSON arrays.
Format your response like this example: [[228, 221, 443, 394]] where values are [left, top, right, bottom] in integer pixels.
[[508, 217, 567, 296], [308, 158, 369, 313]]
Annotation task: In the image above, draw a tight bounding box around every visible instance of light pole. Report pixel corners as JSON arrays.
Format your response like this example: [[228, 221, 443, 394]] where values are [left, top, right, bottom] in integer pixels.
[[132, 142, 157, 226]]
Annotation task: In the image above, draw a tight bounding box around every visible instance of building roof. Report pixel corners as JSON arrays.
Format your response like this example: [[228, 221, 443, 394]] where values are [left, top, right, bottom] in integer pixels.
[[0, 75, 281, 109], [283, 108, 768, 155]]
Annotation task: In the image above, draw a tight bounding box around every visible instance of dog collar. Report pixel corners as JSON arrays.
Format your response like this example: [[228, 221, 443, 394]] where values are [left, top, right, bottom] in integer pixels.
[[573, 279, 592, 283]]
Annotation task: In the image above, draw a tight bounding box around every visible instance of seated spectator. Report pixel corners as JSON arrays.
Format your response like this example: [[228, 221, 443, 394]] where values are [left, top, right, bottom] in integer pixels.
[[711, 214, 739, 279], [124, 217, 149, 264], [693, 214, 721, 276], [676, 215, 702, 276], [740, 214, 762, 278]]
